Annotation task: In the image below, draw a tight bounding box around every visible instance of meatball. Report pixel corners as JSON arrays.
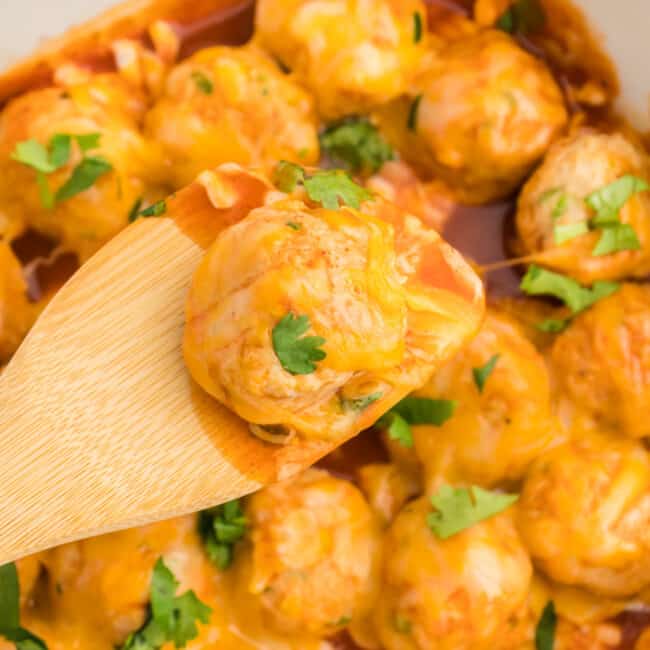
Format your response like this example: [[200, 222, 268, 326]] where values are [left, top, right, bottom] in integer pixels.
[[375, 496, 531, 650], [234, 468, 382, 636], [254, 0, 428, 119], [515, 131, 650, 283], [0, 242, 34, 363], [412, 310, 559, 489], [145, 45, 320, 188], [517, 434, 650, 597], [0, 77, 161, 261], [184, 168, 484, 444], [42, 516, 213, 645], [376, 30, 567, 203], [550, 284, 650, 438]]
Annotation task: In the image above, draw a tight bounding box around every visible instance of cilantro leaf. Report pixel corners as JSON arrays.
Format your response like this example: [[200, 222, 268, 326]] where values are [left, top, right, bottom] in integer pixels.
[[11, 140, 58, 173], [0, 563, 47, 650], [342, 391, 383, 412], [536, 318, 569, 333], [35, 172, 55, 210], [320, 118, 394, 175], [273, 160, 305, 193], [392, 397, 457, 426], [413, 11, 423, 43], [74, 133, 102, 153], [427, 485, 518, 539], [551, 193, 568, 219], [128, 197, 144, 223], [304, 170, 373, 210], [55, 156, 113, 202], [191, 71, 214, 95], [585, 174, 650, 224], [138, 200, 168, 219], [198, 500, 248, 570], [553, 221, 588, 244], [520, 265, 619, 314], [121, 558, 211, 650], [473, 354, 500, 392], [286, 221, 302, 231], [378, 412, 413, 448], [496, 0, 545, 35], [407, 95, 423, 132], [272, 313, 326, 375], [592, 222, 641, 256], [535, 601, 557, 650], [48, 134, 72, 169]]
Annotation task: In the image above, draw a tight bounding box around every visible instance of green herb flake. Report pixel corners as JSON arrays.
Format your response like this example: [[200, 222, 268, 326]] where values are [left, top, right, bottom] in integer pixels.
[[407, 94, 423, 132], [128, 197, 144, 223], [48, 134, 72, 169], [191, 71, 214, 95], [537, 187, 562, 205], [551, 193, 568, 219], [286, 221, 302, 231], [198, 500, 248, 570], [342, 391, 383, 412], [74, 133, 102, 153], [320, 118, 394, 175], [11, 139, 58, 174], [392, 396, 457, 427], [427, 485, 518, 540], [0, 562, 48, 650], [535, 601, 557, 650], [36, 172, 55, 210], [496, 0, 545, 35], [379, 411, 413, 448], [413, 11, 423, 43], [328, 616, 352, 627], [121, 558, 212, 650], [472, 354, 500, 393], [272, 160, 305, 193], [272, 313, 326, 375], [394, 616, 412, 635], [536, 318, 569, 333], [304, 170, 373, 210], [585, 174, 650, 224], [592, 222, 641, 256], [55, 156, 113, 203], [553, 221, 588, 244], [139, 200, 168, 219], [520, 265, 619, 315]]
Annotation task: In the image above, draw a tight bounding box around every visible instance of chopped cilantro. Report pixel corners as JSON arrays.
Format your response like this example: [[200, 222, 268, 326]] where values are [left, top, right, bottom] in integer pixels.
[[121, 558, 211, 650], [585, 174, 650, 224], [191, 71, 214, 95], [592, 222, 641, 256], [427, 485, 518, 539], [394, 616, 412, 635], [472, 354, 500, 393], [198, 500, 248, 570], [520, 265, 619, 315], [0, 562, 47, 650], [536, 318, 568, 333], [286, 221, 302, 231], [11, 139, 60, 174], [138, 200, 168, 219], [537, 187, 562, 205], [272, 313, 326, 375], [75, 133, 102, 153], [535, 601, 557, 650], [553, 221, 588, 244], [407, 95, 423, 132], [273, 160, 305, 193], [551, 193, 568, 219], [496, 0, 545, 35], [413, 11, 423, 43], [36, 171, 55, 210], [128, 197, 144, 223], [48, 134, 72, 169], [55, 156, 112, 202], [329, 616, 352, 627], [304, 170, 373, 210], [320, 118, 394, 175], [342, 391, 383, 412], [379, 412, 413, 448]]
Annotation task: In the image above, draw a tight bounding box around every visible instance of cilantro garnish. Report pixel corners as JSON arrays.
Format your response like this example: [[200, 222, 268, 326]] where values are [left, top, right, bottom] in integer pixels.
[[11, 133, 111, 208], [342, 391, 383, 412], [413, 11, 423, 43], [520, 265, 619, 315], [535, 601, 557, 650], [592, 222, 641, 256], [121, 558, 211, 650], [496, 0, 545, 35], [553, 221, 588, 245], [273, 160, 305, 193], [377, 397, 457, 448], [286, 221, 302, 231], [407, 95, 423, 132], [304, 170, 373, 209], [427, 485, 518, 539], [0, 562, 47, 650], [320, 118, 394, 175], [198, 500, 248, 570], [394, 616, 412, 635], [536, 318, 568, 333], [272, 313, 326, 375], [328, 616, 352, 627], [585, 174, 649, 223], [128, 197, 144, 223], [191, 71, 214, 95], [138, 200, 168, 219], [551, 193, 568, 219], [472, 354, 500, 393]]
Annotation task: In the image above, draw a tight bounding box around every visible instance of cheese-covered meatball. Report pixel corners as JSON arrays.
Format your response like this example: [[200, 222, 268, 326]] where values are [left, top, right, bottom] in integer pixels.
[[184, 169, 484, 444], [412, 310, 559, 489], [518, 434, 650, 597], [145, 46, 320, 188], [0, 242, 33, 363], [515, 131, 650, 283], [0, 77, 161, 261], [254, 0, 428, 119], [234, 469, 381, 636], [377, 30, 567, 203], [375, 497, 531, 650], [42, 516, 212, 645], [550, 284, 650, 438]]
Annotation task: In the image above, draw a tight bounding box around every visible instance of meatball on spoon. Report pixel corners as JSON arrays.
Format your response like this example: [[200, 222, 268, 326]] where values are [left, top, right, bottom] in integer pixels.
[[0, 164, 484, 564]]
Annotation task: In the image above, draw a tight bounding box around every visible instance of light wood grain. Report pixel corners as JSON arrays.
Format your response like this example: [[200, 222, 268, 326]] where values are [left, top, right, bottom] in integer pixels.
[[0, 179, 330, 565]]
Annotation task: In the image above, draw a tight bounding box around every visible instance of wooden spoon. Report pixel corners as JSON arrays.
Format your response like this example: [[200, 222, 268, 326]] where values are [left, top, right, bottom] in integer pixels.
[[0, 165, 484, 565]]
